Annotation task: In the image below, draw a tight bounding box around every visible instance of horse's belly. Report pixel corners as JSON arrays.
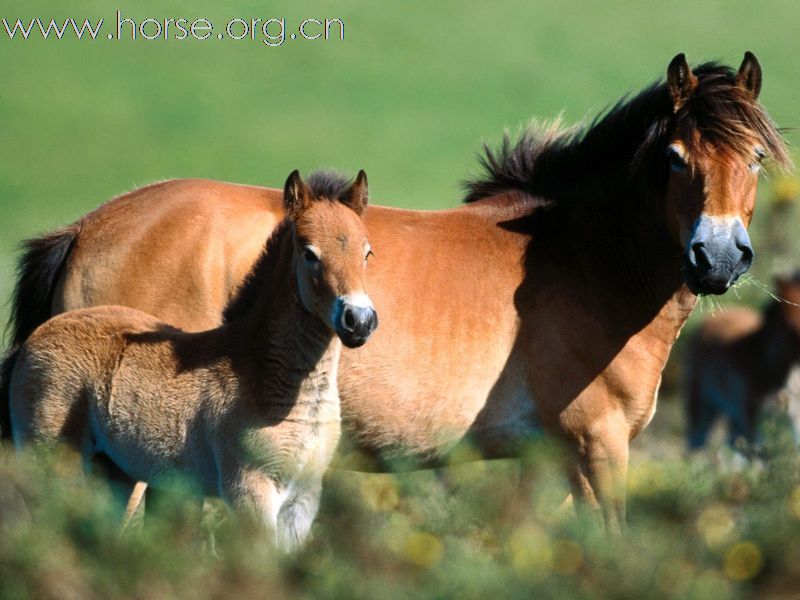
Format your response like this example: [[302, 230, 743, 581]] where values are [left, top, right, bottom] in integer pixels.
[[337, 347, 535, 464]]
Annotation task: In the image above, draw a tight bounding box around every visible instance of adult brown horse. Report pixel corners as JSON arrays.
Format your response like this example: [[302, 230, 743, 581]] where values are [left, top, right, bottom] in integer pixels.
[[1, 53, 790, 528], [686, 273, 800, 451]]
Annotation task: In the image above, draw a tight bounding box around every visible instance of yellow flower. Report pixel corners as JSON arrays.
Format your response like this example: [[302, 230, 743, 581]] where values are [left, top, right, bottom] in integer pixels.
[[697, 504, 736, 549], [789, 486, 800, 520], [724, 542, 763, 582], [507, 524, 552, 582], [771, 176, 800, 206], [403, 531, 443, 569], [360, 475, 400, 512]]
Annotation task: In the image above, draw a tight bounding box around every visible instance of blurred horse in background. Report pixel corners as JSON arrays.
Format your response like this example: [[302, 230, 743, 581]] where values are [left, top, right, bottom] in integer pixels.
[[686, 273, 800, 451]]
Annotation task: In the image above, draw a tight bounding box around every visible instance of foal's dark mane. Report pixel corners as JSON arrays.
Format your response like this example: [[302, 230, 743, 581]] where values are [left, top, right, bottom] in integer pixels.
[[305, 170, 358, 203], [464, 62, 790, 206], [222, 170, 358, 323]]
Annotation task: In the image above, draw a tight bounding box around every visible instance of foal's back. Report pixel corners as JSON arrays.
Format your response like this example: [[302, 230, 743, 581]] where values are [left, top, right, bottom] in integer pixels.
[[9, 306, 226, 478]]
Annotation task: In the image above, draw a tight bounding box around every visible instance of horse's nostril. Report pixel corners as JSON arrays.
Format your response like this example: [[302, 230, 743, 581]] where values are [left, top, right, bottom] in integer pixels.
[[343, 309, 356, 331], [738, 243, 754, 262], [691, 243, 712, 270]]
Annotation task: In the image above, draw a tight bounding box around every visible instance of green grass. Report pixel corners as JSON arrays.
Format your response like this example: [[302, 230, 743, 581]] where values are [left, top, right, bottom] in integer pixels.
[[2, 1, 800, 597], [2, 410, 800, 599]]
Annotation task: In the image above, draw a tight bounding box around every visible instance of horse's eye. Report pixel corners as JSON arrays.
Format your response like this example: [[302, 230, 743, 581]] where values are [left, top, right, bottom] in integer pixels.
[[365, 248, 374, 262], [667, 147, 686, 173], [750, 147, 767, 173], [303, 247, 320, 263]]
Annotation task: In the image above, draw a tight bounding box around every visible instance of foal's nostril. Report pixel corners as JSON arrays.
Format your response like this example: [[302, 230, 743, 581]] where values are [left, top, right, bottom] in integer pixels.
[[343, 309, 356, 331]]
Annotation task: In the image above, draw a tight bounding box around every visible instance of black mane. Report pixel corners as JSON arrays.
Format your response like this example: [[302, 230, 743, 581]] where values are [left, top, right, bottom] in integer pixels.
[[306, 170, 356, 203], [464, 62, 790, 205], [222, 219, 291, 323]]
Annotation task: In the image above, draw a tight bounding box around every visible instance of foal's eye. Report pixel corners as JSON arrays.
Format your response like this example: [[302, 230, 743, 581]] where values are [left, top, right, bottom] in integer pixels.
[[365, 246, 374, 262], [667, 147, 687, 173], [303, 247, 320, 263]]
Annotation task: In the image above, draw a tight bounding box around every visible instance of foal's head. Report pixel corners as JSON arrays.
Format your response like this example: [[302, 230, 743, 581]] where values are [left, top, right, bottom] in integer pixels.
[[283, 170, 378, 348], [659, 52, 790, 295]]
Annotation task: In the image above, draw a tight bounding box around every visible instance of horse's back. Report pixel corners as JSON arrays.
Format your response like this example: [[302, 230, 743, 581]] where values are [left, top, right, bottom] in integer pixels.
[[58, 179, 284, 331]]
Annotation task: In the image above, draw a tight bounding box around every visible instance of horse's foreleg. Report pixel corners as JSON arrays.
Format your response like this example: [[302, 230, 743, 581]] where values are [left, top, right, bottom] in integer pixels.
[[569, 412, 629, 533]]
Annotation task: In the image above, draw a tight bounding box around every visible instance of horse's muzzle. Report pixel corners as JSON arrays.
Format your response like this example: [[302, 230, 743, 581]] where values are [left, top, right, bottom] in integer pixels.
[[334, 296, 378, 348], [684, 215, 754, 295]]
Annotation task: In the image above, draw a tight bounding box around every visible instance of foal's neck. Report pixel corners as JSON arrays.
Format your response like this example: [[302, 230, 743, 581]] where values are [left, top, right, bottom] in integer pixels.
[[239, 232, 341, 410]]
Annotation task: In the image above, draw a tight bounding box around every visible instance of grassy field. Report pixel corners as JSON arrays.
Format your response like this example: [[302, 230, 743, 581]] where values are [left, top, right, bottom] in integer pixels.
[[2, 0, 800, 597]]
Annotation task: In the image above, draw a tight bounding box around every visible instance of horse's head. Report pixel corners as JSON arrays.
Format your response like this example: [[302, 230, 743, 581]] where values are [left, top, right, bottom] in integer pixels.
[[283, 169, 378, 348], [661, 52, 789, 295]]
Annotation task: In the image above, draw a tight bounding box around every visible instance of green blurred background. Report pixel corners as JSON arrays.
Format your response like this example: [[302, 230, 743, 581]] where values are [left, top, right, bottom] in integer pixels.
[[2, 0, 799, 326]]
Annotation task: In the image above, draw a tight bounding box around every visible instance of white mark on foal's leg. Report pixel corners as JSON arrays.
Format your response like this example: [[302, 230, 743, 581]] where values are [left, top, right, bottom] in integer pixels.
[[276, 488, 322, 552]]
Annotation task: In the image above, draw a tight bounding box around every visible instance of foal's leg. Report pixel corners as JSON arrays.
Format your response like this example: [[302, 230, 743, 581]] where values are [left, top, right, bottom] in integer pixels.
[[276, 480, 323, 552], [222, 469, 283, 546], [121, 481, 148, 533], [569, 411, 629, 533]]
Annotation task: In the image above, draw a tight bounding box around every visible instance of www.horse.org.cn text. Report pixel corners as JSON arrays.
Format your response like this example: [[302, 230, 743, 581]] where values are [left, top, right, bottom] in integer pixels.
[[1, 13, 345, 46]]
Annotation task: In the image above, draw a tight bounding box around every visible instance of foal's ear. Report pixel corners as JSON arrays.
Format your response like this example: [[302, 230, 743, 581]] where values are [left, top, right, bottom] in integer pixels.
[[667, 53, 698, 112], [284, 169, 311, 217], [345, 170, 369, 215], [736, 51, 762, 99]]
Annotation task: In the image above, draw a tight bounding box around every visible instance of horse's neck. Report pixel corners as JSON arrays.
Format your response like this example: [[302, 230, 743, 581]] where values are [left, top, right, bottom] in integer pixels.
[[545, 189, 697, 375]]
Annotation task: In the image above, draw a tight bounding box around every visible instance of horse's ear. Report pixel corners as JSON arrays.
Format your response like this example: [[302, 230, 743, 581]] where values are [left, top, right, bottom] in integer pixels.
[[346, 170, 369, 215], [666, 53, 698, 112], [736, 51, 762, 99], [284, 169, 310, 217]]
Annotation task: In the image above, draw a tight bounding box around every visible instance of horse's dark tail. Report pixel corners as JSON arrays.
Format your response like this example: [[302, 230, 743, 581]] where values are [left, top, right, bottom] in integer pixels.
[[5, 225, 79, 349], [0, 346, 20, 441], [2, 224, 79, 440]]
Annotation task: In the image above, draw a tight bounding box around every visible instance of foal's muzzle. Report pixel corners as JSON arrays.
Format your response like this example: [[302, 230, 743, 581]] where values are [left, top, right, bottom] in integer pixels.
[[333, 295, 378, 348], [684, 215, 754, 295]]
